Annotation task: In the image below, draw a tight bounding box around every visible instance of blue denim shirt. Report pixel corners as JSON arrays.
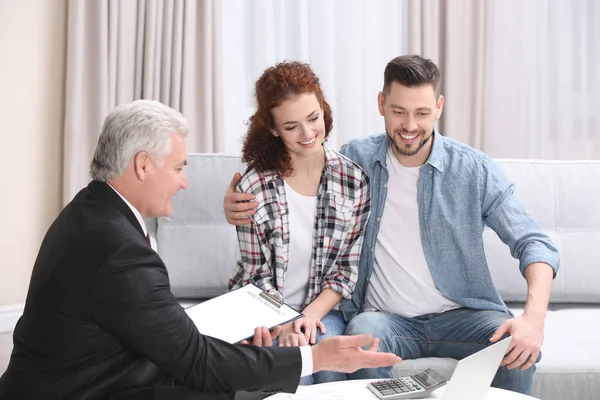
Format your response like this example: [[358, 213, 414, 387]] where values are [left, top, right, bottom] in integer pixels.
[[339, 132, 560, 321]]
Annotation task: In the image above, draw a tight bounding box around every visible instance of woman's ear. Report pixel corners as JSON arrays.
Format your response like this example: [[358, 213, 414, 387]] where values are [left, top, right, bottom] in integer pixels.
[[270, 128, 279, 137]]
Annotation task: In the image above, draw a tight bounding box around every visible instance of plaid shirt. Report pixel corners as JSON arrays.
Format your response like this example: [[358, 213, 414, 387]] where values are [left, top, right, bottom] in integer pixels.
[[228, 145, 371, 309]]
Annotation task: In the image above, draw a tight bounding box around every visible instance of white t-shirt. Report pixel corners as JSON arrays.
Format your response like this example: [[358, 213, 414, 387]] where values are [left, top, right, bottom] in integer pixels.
[[282, 181, 317, 311], [364, 146, 460, 317]]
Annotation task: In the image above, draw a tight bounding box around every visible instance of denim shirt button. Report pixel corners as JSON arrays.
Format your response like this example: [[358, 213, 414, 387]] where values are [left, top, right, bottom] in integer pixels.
[[429, 169, 433, 174]]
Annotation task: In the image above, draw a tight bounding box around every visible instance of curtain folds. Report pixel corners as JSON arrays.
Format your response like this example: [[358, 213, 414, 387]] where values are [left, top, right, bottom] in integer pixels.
[[63, 0, 223, 204], [63, 0, 599, 204]]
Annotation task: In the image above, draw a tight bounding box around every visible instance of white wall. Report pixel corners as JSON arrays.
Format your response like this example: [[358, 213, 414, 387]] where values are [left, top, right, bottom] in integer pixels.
[[0, 0, 67, 306]]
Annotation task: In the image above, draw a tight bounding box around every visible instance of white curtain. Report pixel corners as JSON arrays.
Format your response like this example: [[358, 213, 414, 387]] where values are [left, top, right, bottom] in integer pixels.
[[63, 0, 223, 204], [407, 0, 491, 148], [219, 0, 495, 152], [220, 0, 409, 152], [220, 0, 600, 160], [486, 0, 600, 159], [64, 0, 598, 205]]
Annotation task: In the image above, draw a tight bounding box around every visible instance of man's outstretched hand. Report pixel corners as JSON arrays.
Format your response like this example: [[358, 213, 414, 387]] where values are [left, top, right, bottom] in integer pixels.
[[311, 334, 402, 373]]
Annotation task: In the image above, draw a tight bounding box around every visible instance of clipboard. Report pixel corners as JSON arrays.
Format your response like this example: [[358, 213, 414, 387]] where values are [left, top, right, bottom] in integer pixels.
[[184, 284, 304, 344]]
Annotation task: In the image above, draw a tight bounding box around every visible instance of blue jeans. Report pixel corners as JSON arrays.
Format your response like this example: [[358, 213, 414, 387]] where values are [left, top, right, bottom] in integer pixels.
[[344, 308, 540, 395], [273, 311, 347, 385]]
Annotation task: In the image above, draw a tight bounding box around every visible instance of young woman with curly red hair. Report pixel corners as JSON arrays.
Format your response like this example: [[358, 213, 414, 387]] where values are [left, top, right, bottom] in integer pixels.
[[228, 61, 371, 385]]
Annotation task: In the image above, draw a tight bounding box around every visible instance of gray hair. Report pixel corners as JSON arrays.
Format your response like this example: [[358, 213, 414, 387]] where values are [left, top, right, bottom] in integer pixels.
[[90, 100, 189, 181]]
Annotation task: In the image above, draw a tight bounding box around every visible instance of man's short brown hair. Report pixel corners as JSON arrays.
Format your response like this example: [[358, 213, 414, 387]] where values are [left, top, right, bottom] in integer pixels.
[[383, 55, 441, 97]]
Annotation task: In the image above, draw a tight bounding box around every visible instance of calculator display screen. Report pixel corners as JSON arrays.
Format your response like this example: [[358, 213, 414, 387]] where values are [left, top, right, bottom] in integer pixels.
[[413, 372, 438, 388]]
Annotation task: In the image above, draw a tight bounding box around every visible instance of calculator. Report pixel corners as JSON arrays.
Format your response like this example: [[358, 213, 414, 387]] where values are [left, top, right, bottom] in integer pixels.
[[367, 368, 448, 399]]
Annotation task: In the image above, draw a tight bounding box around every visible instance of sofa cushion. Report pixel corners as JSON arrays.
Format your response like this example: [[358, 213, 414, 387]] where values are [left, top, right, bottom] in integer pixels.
[[156, 154, 247, 299], [485, 160, 600, 303]]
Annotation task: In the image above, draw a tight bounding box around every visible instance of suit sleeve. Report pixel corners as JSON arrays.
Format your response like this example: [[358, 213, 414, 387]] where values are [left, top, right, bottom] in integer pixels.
[[87, 240, 301, 394]]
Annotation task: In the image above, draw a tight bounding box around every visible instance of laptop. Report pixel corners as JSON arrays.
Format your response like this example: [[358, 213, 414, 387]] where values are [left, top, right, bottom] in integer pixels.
[[441, 336, 513, 400], [367, 336, 514, 399]]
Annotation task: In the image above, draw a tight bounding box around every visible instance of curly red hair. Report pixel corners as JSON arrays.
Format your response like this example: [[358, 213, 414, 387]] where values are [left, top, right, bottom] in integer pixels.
[[241, 61, 333, 175]]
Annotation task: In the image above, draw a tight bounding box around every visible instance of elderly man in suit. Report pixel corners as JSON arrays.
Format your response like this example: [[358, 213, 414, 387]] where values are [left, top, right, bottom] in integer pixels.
[[0, 100, 401, 400]]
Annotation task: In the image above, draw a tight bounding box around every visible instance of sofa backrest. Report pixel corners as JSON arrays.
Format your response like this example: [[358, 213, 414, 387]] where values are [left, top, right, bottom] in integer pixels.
[[484, 159, 600, 303], [148, 154, 246, 299], [148, 154, 600, 304]]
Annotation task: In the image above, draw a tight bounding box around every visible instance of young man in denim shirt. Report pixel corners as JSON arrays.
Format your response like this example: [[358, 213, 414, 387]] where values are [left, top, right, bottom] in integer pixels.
[[224, 55, 559, 395]]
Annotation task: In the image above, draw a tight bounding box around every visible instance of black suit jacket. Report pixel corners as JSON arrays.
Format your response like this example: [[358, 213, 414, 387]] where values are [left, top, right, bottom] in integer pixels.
[[0, 181, 301, 399]]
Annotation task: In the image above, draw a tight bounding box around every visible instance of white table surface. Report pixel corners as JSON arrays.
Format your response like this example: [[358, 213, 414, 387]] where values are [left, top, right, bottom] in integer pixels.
[[265, 379, 539, 400]]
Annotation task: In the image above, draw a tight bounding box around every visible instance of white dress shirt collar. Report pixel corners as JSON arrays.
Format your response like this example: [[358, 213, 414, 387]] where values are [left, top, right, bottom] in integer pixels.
[[106, 183, 148, 237]]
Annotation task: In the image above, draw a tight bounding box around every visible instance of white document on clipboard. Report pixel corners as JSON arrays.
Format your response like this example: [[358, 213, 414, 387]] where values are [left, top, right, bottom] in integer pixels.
[[184, 284, 303, 344]]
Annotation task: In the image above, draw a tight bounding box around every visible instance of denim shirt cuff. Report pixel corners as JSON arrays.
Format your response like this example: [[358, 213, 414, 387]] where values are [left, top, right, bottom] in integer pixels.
[[519, 253, 560, 278]]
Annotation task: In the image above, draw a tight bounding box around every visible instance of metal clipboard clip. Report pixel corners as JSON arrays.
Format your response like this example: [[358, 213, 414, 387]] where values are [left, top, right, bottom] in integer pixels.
[[259, 291, 284, 308]]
